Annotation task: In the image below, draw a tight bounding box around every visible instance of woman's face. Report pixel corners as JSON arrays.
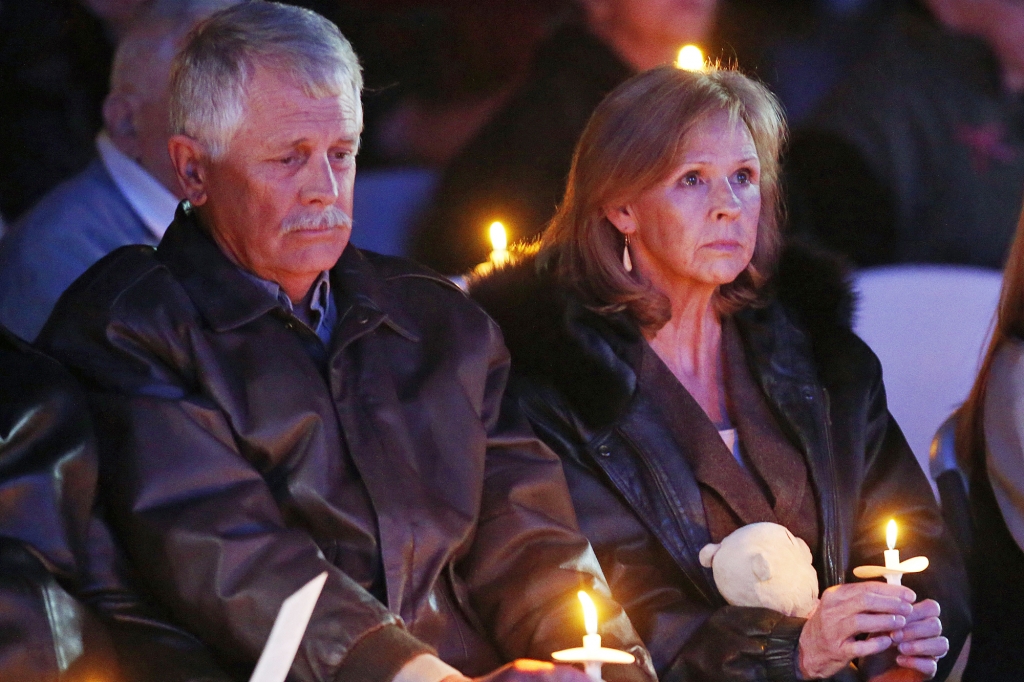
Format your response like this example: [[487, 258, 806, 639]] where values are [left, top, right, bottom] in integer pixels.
[[608, 111, 761, 296]]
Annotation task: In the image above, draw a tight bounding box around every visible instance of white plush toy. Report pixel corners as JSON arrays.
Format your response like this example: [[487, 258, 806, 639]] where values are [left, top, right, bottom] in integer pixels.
[[698, 522, 820, 618]]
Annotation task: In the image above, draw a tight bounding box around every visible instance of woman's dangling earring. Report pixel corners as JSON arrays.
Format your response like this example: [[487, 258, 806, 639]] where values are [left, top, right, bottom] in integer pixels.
[[623, 235, 633, 272]]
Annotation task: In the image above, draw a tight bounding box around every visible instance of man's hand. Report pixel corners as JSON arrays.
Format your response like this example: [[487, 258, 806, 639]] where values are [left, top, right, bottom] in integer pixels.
[[798, 582, 915, 679], [889, 598, 947, 679], [442, 659, 593, 682]]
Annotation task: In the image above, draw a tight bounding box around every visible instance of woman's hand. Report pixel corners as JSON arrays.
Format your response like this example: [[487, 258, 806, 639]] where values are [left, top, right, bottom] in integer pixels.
[[890, 598, 947, 679], [797, 582, 915, 679]]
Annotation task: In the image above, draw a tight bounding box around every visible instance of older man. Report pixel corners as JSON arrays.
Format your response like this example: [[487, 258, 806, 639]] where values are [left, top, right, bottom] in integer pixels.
[[0, 0, 236, 341], [38, 4, 653, 682]]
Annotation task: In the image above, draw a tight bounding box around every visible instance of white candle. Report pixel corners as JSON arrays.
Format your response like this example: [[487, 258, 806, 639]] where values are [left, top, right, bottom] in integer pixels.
[[852, 519, 928, 585], [579, 592, 603, 681], [551, 591, 634, 679], [884, 519, 901, 585]]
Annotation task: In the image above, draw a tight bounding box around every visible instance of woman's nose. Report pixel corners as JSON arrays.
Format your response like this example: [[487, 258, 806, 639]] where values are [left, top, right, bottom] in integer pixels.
[[711, 178, 742, 220]]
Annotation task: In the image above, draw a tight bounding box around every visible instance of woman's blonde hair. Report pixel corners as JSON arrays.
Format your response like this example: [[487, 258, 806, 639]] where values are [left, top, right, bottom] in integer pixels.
[[540, 64, 787, 330], [956, 205, 1024, 471]]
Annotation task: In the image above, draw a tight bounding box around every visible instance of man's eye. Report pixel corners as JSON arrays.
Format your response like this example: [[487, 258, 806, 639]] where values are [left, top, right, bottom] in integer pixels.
[[682, 172, 700, 186], [331, 150, 353, 162]]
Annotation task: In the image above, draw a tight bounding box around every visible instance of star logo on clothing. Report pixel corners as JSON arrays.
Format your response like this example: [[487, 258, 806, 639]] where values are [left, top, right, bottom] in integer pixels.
[[955, 121, 1018, 174]]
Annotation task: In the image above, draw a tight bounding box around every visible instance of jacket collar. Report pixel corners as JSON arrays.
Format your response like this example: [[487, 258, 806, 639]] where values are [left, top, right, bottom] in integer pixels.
[[155, 203, 418, 342], [469, 241, 856, 427]]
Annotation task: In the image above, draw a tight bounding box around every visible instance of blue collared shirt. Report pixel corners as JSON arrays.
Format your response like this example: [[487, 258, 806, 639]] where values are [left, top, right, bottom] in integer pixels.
[[239, 269, 337, 347]]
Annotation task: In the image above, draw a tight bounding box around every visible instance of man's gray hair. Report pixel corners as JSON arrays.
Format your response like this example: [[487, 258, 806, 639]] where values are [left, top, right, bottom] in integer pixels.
[[169, 1, 363, 158]]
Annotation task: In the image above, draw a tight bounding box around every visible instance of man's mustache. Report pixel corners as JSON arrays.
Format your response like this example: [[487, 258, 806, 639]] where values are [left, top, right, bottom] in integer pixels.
[[281, 206, 352, 233]]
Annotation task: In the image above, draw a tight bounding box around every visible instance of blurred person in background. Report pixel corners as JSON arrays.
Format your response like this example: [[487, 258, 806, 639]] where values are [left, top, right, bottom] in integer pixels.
[[410, 0, 722, 274], [759, 0, 899, 125], [0, 0, 235, 341], [0, 0, 149, 222], [346, 0, 557, 170], [955, 201, 1024, 680], [787, 0, 1024, 269]]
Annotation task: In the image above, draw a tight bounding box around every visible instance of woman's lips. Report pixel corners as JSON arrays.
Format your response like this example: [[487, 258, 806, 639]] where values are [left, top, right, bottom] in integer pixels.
[[704, 240, 742, 251]]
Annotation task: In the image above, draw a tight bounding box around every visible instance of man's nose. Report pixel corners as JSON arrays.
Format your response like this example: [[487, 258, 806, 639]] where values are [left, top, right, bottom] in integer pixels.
[[711, 178, 742, 221], [300, 154, 339, 205]]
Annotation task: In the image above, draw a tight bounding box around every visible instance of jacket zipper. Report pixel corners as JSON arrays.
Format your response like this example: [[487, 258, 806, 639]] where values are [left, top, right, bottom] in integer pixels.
[[821, 387, 842, 586]]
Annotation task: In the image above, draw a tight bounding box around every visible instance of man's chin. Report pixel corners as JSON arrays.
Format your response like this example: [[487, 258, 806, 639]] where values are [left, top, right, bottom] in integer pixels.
[[288, 236, 350, 271]]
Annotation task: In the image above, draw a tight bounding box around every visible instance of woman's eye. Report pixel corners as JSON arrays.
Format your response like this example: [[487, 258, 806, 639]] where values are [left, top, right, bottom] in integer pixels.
[[279, 155, 298, 166], [682, 172, 700, 186], [734, 170, 750, 184]]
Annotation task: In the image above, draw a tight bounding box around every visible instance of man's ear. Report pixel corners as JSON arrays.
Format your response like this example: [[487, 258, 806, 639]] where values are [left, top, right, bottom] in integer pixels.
[[167, 135, 210, 206], [102, 91, 141, 159], [603, 203, 638, 236]]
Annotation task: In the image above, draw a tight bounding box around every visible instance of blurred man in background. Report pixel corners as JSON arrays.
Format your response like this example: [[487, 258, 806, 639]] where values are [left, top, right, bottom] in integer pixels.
[[410, 0, 720, 274], [0, 0, 234, 341]]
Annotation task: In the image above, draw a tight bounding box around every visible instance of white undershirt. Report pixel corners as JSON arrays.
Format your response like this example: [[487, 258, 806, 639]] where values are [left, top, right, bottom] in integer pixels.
[[718, 428, 746, 468], [95, 132, 178, 241]]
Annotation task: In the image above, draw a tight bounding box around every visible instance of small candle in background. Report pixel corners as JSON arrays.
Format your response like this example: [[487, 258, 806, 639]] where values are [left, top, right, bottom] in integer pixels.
[[675, 45, 705, 71], [488, 221, 508, 266]]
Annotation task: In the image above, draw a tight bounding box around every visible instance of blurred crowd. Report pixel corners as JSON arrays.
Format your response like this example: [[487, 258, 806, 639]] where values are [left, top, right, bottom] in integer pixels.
[[4, 0, 1024, 302]]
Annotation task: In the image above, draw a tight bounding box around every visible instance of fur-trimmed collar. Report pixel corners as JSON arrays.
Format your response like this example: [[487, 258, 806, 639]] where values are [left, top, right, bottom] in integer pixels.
[[469, 241, 856, 428]]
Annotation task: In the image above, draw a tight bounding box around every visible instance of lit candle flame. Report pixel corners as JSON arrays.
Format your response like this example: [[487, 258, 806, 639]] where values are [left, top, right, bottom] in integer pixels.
[[578, 591, 598, 636], [886, 519, 897, 551], [489, 221, 507, 252], [675, 45, 705, 72]]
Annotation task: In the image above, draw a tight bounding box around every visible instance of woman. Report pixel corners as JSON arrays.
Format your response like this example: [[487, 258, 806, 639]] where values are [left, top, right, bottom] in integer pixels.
[[955, 206, 1024, 680], [471, 66, 969, 681]]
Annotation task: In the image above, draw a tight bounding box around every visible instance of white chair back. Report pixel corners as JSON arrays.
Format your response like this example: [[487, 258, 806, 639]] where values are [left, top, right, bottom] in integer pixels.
[[852, 265, 1002, 479]]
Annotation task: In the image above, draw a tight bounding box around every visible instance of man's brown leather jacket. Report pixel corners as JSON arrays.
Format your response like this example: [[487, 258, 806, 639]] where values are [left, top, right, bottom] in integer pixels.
[[37, 206, 653, 682]]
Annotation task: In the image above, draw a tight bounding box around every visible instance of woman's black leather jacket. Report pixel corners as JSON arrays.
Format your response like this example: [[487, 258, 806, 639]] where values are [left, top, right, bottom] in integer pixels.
[[471, 246, 970, 682]]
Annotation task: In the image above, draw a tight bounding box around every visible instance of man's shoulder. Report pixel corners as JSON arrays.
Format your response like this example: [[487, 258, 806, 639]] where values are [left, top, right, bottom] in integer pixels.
[[355, 249, 499, 335], [7, 159, 149, 250], [359, 250, 467, 298], [47, 244, 193, 333]]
